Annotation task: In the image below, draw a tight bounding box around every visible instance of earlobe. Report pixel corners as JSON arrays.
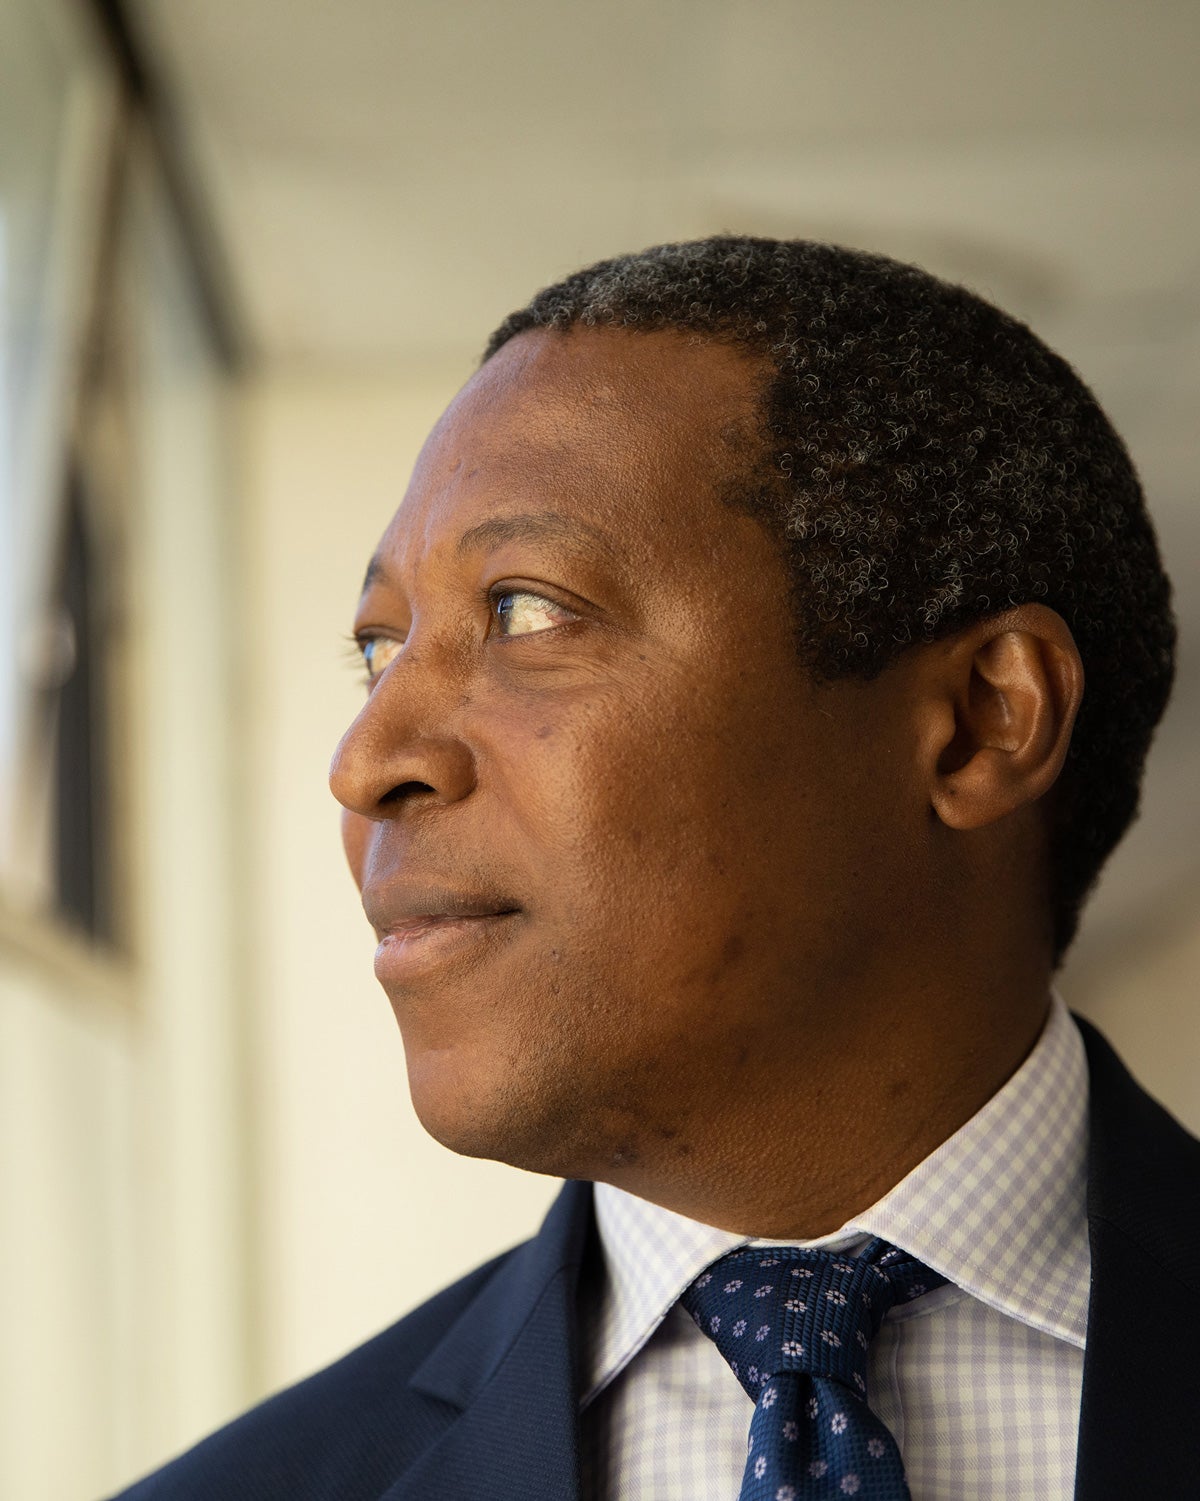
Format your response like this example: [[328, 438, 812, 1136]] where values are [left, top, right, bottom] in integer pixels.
[[927, 607, 1085, 832]]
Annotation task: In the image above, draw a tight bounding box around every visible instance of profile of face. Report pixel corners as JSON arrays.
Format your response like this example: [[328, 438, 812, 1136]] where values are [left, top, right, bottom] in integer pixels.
[[329, 327, 936, 1200]]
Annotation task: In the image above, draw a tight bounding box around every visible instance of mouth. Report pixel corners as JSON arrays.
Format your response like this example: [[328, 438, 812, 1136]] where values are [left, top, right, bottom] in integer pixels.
[[363, 882, 524, 986], [374, 910, 521, 985]]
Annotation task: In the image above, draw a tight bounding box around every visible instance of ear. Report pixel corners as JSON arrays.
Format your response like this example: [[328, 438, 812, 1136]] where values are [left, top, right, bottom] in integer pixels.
[[923, 606, 1085, 832]]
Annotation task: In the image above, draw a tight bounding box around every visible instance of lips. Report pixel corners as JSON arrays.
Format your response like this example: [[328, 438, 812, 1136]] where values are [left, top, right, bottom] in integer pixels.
[[363, 881, 524, 986], [363, 882, 523, 936]]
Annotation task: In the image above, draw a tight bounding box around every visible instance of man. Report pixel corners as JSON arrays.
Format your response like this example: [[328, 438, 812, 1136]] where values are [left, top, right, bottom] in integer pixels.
[[113, 237, 1198, 1500]]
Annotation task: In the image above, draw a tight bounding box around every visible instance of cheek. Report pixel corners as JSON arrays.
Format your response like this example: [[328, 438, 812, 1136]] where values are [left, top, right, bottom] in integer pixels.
[[478, 661, 805, 946], [341, 808, 371, 890], [518, 694, 764, 939]]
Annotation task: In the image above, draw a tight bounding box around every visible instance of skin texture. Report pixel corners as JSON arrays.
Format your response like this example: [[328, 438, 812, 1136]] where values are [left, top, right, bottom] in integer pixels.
[[329, 326, 1085, 1238]]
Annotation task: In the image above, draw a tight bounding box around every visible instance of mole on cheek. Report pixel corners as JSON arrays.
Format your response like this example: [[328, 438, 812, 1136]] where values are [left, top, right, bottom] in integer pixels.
[[536, 724, 554, 739]]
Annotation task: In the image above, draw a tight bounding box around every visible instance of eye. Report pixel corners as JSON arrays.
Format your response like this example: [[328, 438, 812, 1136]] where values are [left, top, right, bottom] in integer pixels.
[[490, 588, 575, 638], [357, 634, 403, 684]]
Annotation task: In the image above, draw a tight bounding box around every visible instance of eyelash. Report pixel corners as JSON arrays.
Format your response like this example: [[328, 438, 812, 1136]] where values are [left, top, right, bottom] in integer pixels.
[[341, 633, 375, 688]]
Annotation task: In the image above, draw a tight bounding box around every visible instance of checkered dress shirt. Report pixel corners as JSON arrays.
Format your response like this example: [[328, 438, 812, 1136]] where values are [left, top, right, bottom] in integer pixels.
[[579, 994, 1090, 1500]]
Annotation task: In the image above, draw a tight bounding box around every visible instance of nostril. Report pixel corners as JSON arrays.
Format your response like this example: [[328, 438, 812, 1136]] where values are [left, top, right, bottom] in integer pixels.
[[380, 780, 437, 806]]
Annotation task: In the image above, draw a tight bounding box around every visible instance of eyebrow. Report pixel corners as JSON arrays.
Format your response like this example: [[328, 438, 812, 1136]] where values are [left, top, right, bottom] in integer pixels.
[[360, 554, 390, 594], [360, 510, 619, 595], [456, 511, 619, 562]]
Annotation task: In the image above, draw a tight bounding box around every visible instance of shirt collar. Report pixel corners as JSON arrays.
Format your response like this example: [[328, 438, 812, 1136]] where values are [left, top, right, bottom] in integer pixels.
[[583, 992, 1090, 1404]]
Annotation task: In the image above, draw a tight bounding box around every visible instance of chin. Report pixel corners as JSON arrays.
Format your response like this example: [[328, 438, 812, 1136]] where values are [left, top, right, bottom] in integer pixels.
[[404, 1046, 608, 1179]]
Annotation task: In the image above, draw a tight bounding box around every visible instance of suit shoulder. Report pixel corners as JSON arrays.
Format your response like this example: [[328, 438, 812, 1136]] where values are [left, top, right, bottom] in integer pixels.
[[107, 1247, 514, 1501]]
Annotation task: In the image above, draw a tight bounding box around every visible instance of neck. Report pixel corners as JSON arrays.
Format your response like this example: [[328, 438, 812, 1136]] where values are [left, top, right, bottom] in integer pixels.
[[594, 969, 1053, 1240]]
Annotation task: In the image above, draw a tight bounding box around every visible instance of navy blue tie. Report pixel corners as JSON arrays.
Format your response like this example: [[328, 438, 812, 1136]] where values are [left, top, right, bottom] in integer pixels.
[[682, 1241, 944, 1500]]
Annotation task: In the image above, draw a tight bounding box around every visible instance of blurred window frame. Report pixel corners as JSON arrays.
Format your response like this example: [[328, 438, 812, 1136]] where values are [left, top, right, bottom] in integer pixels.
[[0, 0, 239, 996]]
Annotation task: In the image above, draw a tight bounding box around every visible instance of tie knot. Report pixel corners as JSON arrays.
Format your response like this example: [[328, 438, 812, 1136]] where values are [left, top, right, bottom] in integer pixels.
[[681, 1240, 943, 1402]]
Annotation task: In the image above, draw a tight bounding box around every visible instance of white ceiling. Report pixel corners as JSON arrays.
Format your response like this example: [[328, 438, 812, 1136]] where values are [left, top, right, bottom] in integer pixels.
[[128, 0, 1200, 970], [130, 0, 1200, 368]]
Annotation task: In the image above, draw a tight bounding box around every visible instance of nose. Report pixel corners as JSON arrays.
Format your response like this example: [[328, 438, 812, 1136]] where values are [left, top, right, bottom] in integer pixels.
[[328, 645, 477, 819]]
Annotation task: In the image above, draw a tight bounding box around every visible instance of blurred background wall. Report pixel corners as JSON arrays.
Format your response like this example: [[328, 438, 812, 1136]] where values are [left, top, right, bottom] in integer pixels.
[[0, 2, 1197, 1496]]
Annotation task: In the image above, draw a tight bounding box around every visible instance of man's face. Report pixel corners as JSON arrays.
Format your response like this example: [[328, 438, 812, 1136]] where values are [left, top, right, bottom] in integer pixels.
[[330, 327, 921, 1195]]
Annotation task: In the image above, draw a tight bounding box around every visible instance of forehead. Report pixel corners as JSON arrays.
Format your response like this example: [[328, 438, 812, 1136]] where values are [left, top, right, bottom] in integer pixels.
[[375, 326, 767, 574]]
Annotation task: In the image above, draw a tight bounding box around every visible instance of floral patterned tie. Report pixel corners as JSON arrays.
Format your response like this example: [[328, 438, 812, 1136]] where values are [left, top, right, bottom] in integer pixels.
[[682, 1240, 944, 1499]]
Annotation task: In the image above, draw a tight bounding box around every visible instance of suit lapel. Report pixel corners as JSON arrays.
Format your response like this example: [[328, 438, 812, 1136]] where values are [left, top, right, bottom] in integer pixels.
[[1074, 1019, 1200, 1499], [381, 1179, 593, 1501]]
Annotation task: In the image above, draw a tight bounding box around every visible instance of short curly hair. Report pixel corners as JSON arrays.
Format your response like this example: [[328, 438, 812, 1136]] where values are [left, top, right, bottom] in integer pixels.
[[484, 237, 1176, 960]]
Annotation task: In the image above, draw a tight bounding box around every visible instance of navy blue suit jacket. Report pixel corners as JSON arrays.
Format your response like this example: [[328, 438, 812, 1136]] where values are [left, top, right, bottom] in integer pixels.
[[110, 1020, 1200, 1500]]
